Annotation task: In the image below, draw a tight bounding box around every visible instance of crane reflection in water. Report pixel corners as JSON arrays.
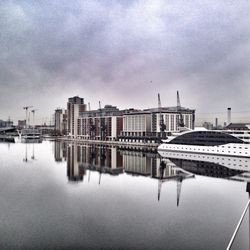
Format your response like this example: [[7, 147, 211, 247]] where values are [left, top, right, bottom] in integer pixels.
[[53, 141, 250, 208]]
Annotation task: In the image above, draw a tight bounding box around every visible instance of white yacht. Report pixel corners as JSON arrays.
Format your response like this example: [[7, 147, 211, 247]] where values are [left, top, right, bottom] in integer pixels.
[[158, 129, 250, 158]]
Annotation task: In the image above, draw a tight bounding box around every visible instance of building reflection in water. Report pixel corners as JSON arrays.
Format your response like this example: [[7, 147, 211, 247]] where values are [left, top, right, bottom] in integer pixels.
[[65, 143, 123, 183], [54, 141, 250, 206], [54, 141, 67, 162]]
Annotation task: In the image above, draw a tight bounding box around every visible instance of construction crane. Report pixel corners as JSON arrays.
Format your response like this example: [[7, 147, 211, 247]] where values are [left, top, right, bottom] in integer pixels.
[[23, 106, 33, 128], [177, 91, 185, 128], [31, 109, 38, 128], [158, 93, 166, 135]]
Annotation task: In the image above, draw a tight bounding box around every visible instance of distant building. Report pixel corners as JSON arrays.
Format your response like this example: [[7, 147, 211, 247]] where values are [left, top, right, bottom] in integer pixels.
[[0, 119, 14, 128], [217, 123, 250, 144], [36, 125, 55, 135], [225, 123, 250, 130], [55, 108, 68, 135], [18, 120, 26, 129], [215, 118, 218, 129], [202, 122, 213, 130], [67, 96, 87, 138]]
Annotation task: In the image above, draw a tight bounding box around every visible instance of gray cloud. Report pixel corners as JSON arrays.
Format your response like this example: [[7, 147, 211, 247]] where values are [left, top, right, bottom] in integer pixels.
[[0, 0, 249, 125]]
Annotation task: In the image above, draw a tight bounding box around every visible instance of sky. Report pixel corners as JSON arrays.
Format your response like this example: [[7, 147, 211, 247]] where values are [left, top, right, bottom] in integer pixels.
[[0, 0, 249, 125]]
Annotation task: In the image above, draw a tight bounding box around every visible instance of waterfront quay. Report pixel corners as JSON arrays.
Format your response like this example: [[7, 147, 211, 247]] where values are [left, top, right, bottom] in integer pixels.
[[56, 136, 159, 152]]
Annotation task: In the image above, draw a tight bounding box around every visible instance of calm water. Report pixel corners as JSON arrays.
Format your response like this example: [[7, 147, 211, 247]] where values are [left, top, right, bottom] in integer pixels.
[[0, 140, 249, 249]]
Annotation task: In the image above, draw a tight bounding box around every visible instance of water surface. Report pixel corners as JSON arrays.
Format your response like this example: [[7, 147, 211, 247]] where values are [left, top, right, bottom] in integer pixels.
[[0, 140, 249, 249]]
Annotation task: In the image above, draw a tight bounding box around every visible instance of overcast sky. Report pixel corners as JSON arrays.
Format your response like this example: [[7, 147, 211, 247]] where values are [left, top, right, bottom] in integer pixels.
[[0, 0, 249, 125]]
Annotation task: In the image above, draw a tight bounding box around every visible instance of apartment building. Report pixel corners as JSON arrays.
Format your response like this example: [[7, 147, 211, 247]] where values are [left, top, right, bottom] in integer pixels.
[[67, 96, 87, 138], [77, 105, 123, 141]]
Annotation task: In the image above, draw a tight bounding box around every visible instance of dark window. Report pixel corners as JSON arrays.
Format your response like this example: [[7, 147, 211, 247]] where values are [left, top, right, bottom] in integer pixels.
[[169, 131, 244, 146]]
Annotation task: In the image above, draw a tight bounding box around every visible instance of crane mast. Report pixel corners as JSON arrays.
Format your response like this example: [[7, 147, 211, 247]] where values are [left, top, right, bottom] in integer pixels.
[[177, 91, 185, 128], [158, 93, 166, 134], [23, 106, 33, 128], [31, 109, 38, 128]]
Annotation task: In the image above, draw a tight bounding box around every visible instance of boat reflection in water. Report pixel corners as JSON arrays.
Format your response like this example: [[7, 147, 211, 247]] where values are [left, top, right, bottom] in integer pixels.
[[158, 150, 250, 182], [53, 141, 250, 207]]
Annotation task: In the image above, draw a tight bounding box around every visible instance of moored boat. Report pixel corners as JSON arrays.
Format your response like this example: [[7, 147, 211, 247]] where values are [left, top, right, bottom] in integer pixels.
[[158, 129, 250, 158]]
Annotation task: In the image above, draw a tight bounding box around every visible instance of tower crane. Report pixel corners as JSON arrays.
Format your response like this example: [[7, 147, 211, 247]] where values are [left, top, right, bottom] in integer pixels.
[[23, 106, 33, 128], [158, 93, 166, 137], [31, 109, 38, 127], [177, 91, 185, 128]]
